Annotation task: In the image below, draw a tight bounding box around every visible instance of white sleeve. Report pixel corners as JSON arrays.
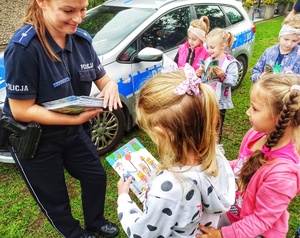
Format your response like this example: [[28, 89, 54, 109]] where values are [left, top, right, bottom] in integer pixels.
[[117, 192, 182, 237]]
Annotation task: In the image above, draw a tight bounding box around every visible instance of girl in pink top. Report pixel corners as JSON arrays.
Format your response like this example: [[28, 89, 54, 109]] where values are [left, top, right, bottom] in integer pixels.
[[174, 16, 210, 77], [197, 73, 300, 238]]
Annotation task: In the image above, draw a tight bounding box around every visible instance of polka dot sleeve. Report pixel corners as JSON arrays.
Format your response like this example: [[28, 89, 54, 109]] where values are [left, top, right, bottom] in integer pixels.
[[117, 192, 183, 237]]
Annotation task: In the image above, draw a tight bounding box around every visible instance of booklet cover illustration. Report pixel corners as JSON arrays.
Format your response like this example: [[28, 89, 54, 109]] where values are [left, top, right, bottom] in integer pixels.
[[106, 138, 159, 203], [264, 62, 281, 74], [206, 60, 219, 81], [42, 95, 104, 115]]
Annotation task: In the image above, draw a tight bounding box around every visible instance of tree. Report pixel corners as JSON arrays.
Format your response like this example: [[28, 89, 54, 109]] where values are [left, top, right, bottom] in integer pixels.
[[88, 0, 106, 10]]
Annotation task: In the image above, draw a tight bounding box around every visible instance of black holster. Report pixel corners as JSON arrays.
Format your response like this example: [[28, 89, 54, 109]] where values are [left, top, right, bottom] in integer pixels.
[[0, 115, 42, 160]]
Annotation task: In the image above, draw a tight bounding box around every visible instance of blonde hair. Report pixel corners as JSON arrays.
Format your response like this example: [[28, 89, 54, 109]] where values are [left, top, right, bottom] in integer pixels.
[[190, 16, 210, 35], [136, 70, 220, 176], [23, 0, 60, 61], [283, 13, 300, 29], [238, 73, 300, 192], [206, 28, 235, 52]]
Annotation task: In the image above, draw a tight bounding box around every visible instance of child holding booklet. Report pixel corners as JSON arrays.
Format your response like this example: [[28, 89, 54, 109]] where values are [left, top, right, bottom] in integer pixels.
[[117, 64, 235, 238], [200, 28, 240, 145], [174, 16, 210, 77], [251, 14, 300, 82]]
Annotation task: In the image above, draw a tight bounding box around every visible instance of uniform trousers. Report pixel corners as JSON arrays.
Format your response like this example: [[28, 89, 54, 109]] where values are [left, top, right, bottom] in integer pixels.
[[10, 124, 107, 238]]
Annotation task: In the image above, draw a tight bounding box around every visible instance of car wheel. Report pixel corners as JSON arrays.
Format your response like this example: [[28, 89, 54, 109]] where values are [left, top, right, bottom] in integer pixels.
[[232, 55, 248, 91], [91, 108, 125, 156]]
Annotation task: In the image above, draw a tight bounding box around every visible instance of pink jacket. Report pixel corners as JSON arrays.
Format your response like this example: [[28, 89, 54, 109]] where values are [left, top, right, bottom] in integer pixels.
[[177, 42, 209, 70], [222, 128, 300, 238]]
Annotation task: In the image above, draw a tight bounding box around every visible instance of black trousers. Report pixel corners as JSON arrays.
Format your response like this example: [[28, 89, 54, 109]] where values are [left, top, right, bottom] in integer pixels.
[[218, 109, 227, 143], [10, 125, 107, 238]]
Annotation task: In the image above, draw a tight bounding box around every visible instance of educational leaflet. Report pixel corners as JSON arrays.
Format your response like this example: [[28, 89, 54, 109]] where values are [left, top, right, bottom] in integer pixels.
[[205, 60, 222, 101], [106, 138, 159, 203], [42, 95, 104, 115], [206, 59, 219, 81], [264, 62, 281, 74]]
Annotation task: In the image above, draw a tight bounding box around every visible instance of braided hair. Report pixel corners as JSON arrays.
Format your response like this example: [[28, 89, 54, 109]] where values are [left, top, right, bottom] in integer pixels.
[[238, 73, 300, 192]]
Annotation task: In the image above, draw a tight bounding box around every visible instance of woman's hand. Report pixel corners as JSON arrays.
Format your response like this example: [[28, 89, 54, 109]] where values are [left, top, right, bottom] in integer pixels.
[[196, 225, 223, 238], [94, 74, 123, 111], [99, 80, 122, 111], [117, 177, 133, 195]]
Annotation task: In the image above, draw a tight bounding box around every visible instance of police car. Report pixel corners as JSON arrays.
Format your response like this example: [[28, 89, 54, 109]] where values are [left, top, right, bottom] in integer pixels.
[[0, 0, 255, 163]]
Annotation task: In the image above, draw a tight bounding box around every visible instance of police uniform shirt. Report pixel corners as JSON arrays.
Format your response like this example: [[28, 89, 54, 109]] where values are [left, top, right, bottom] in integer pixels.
[[4, 24, 106, 116]]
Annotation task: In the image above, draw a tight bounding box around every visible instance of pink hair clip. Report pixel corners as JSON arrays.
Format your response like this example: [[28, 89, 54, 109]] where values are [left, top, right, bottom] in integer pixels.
[[174, 63, 201, 96]]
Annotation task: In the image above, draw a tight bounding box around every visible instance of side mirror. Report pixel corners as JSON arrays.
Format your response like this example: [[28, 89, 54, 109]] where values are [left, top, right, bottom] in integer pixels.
[[135, 47, 163, 62]]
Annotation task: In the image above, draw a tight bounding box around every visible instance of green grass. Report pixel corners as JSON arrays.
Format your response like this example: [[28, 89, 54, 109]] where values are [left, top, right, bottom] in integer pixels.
[[0, 16, 299, 237]]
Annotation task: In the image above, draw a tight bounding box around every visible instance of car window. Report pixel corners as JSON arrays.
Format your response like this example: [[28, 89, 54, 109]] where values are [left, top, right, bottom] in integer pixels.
[[140, 7, 191, 52], [222, 6, 244, 25], [194, 5, 226, 29], [79, 6, 155, 56], [119, 42, 137, 62]]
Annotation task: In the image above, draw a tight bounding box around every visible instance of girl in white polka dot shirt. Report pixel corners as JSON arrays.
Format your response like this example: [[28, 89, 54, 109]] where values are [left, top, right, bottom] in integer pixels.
[[117, 64, 235, 238]]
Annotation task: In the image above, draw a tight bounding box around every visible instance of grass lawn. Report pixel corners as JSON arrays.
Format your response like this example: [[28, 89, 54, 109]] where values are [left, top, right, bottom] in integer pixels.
[[0, 16, 299, 237]]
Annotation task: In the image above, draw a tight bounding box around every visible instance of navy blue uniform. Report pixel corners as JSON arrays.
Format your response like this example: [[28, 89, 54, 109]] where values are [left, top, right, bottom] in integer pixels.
[[4, 24, 109, 238]]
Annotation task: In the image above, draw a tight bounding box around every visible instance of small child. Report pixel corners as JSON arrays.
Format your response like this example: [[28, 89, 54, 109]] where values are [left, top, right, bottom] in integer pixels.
[[174, 16, 210, 77], [251, 14, 300, 82], [201, 28, 240, 144], [197, 73, 300, 238], [117, 64, 235, 238]]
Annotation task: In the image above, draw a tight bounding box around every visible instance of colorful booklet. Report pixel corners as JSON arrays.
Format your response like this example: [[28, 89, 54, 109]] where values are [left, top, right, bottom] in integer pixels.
[[42, 95, 104, 115], [106, 138, 159, 203], [206, 60, 219, 81]]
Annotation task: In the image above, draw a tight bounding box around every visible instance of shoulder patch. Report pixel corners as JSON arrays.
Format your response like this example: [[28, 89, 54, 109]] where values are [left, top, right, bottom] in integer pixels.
[[12, 24, 37, 47], [74, 28, 92, 43]]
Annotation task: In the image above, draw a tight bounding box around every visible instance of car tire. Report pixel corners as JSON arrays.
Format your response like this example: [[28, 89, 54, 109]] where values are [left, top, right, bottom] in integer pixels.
[[91, 108, 125, 156], [232, 55, 248, 91]]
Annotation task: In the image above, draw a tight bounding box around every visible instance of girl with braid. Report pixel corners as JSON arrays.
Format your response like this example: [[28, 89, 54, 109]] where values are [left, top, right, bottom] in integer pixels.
[[197, 73, 300, 238]]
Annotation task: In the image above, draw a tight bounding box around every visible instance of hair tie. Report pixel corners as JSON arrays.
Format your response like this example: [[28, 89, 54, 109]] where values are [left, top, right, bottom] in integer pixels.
[[290, 85, 300, 92], [279, 24, 300, 39], [174, 63, 201, 96], [188, 26, 206, 42], [261, 145, 271, 158]]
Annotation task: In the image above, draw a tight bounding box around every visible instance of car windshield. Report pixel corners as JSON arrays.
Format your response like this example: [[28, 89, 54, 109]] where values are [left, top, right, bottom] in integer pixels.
[[79, 6, 155, 55]]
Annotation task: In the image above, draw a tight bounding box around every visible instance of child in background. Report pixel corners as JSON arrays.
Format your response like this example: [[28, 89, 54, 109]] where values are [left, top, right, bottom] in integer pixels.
[[117, 64, 235, 238], [197, 73, 300, 238], [201, 28, 240, 145], [251, 14, 300, 82], [174, 16, 210, 77]]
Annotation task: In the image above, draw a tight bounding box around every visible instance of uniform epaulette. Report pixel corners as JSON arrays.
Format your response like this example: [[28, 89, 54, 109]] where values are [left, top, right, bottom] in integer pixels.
[[12, 24, 37, 47], [74, 28, 92, 43]]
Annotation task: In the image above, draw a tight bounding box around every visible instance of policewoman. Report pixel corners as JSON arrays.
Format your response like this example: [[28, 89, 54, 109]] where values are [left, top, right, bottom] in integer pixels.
[[3, 0, 121, 237]]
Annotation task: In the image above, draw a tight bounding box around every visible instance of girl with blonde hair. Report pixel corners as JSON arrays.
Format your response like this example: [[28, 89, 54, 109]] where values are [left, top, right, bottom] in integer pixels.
[[200, 28, 240, 145], [117, 64, 235, 238], [174, 16, 210, 76]]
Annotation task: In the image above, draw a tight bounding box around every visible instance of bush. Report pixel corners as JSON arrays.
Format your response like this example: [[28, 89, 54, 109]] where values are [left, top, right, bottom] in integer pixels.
[[243, 0, 254, 7], [263, 0, 276, 4]]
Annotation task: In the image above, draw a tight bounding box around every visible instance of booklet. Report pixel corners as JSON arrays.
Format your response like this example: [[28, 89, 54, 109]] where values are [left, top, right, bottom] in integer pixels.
[[264, 62, 281, 74], [42, 95, 104, 115], [106, 138, 159, 203], [206, 60, 219, 81]]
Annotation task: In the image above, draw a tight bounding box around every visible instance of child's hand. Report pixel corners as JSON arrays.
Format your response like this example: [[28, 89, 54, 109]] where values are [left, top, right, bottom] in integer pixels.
[[117, 177, 133, 195], [213, 67, 225, 79], [196, 68, 204, 77], [196, 225, 222, 238]]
